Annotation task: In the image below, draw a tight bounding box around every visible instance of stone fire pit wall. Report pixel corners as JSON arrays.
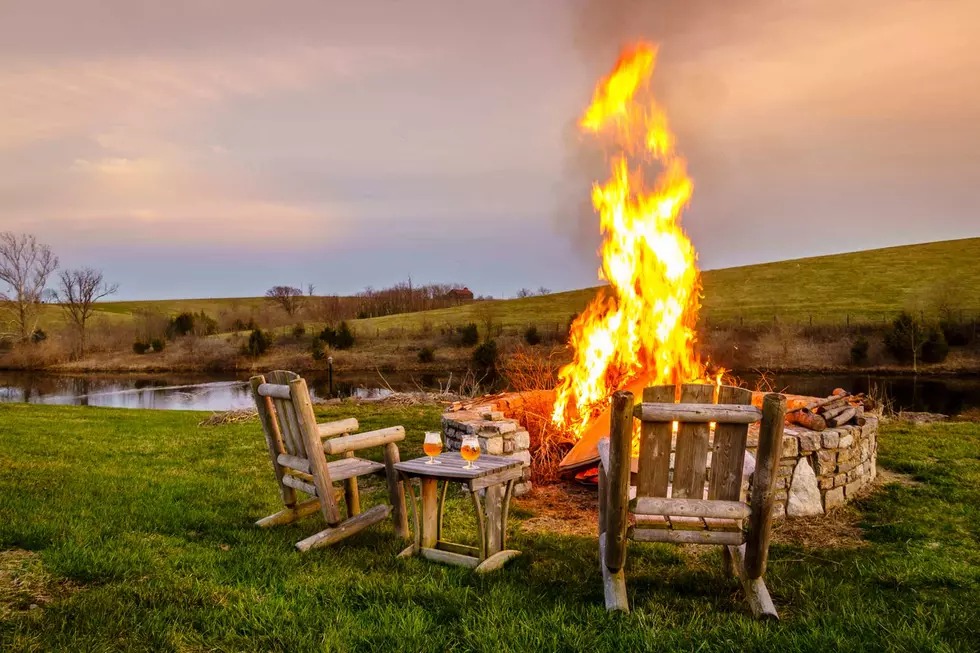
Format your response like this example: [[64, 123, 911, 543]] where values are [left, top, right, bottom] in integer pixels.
[[441, 409, 533, 496], [753, 415, 879, 518]]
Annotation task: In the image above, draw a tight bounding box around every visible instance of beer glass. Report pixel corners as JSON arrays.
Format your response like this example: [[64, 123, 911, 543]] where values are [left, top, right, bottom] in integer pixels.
[[423, 431, 443, 464], [460, 435, 481, 470]]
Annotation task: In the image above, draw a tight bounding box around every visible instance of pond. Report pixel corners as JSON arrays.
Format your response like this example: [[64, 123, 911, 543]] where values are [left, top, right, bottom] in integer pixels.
[[0, 371, 431, 411], [1, 370, 978, 416]]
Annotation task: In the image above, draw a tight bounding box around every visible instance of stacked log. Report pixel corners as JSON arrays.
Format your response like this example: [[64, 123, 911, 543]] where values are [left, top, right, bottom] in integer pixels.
[[785, 389, 866, 432]]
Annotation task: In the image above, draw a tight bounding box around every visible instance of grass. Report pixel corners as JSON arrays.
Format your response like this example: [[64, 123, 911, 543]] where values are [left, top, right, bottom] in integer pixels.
[[1, 403, 979, 651], [24, 237, 980, 339], [351, 238, 980, 334]]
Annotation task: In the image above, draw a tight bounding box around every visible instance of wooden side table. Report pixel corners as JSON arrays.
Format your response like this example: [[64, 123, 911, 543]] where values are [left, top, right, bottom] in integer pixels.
[[394, 452, 523, 573]]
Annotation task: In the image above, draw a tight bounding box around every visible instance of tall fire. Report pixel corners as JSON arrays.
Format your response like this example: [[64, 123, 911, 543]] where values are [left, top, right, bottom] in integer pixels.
[[551, 42, 714, 450]]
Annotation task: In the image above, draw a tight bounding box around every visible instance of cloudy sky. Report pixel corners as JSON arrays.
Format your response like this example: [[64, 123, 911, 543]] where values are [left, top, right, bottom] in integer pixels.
[[0, 0, 977, 299]]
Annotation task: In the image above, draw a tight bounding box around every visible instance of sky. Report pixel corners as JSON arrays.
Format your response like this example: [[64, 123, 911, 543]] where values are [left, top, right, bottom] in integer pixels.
[[0, 0, 977, 300]]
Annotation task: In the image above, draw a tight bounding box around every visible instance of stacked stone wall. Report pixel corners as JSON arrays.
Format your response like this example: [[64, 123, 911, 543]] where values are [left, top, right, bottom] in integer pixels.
[[748, 415, 879, 517]]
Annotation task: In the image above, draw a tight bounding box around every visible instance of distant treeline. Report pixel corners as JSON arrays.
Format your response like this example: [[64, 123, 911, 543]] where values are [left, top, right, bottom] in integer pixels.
[[310, 282, 477, 323]]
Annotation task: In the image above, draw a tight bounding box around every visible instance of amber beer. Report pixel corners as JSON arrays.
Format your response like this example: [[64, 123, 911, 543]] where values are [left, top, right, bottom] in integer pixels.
[[460, 436, 480, 469], [423, 432, 443, 465]]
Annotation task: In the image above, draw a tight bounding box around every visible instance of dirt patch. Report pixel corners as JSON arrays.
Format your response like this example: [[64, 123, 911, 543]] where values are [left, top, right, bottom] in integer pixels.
[[514, 484, 597, 537], [0, 549, 78, 619], [875, 468, 922, 487], [773, 504, 867, 550]]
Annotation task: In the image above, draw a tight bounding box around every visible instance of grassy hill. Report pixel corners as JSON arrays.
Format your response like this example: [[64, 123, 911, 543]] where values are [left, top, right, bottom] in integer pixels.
[[351, 238, 980, 333], [32, 237, 980, 335]]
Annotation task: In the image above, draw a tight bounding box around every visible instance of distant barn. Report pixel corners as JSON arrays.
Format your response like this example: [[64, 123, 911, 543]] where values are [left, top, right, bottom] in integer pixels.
[[445, 287, 474, 303]]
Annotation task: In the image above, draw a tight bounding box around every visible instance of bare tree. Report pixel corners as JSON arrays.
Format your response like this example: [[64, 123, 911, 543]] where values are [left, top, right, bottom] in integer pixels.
[[265, 285, 303, 317], [0, 232, 59, 341], [306, 283, 316, 297], [515, 288, 532, 299], [56, 267, 119, 355], [536, 286, 552, 296]]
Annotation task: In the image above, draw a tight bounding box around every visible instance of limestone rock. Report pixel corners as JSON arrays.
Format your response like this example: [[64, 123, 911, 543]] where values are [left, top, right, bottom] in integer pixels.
[[786, 458, 824, 517]]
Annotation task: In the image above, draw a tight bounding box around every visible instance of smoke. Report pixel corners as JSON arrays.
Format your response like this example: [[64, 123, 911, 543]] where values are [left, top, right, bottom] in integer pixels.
[[555, 0, 743, 259], [556, 0, 980, 268]]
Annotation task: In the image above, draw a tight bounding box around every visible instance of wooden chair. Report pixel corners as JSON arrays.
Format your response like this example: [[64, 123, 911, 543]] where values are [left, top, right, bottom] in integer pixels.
[[250, 370, 409, 552], [598, 385, 786, 619]]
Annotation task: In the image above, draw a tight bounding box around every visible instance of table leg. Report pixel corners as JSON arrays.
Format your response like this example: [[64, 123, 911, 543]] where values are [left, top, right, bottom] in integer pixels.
[[485, 485, 503, 556], [397, 474, 420, 558], [421, 478, 439, 549], [437, 479, 448, 541], [470, 488, 486, 560], [473, 479, 520, 574]]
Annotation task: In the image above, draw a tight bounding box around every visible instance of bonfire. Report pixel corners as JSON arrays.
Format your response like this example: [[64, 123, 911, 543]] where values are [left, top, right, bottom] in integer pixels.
[[550, 42, 719, 465]]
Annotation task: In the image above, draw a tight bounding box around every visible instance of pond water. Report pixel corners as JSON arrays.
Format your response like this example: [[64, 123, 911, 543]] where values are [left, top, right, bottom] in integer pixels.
[[0, 371, 417, 411], [1, 370, 978, 416]]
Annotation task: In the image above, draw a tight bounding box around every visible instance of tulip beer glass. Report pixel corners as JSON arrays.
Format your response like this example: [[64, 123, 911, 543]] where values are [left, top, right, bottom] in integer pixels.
[[460, 435, 481, 470], [423, 431, 443, 464]]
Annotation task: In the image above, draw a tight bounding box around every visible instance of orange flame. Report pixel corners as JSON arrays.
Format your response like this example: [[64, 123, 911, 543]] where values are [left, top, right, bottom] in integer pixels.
[[552, 42, 712, 439]]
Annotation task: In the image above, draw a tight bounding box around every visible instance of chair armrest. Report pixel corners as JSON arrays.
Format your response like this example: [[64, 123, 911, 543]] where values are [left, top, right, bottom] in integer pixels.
[[597, 437, 611, 472], [317, 418, 359, 438], [323, 426, 405, 455]]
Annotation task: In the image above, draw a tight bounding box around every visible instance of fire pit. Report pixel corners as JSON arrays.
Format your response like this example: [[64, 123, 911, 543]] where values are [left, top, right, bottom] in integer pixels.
[[442, 389, 878, 517]]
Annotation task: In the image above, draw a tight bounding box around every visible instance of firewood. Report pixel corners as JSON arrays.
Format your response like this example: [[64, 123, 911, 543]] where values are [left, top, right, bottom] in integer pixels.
[[791, 392, 852, 414], [821, 404, 851, 420], [815, 397, 851, 414], [786, 409, 827, 431], [826, 407, 857, 427]]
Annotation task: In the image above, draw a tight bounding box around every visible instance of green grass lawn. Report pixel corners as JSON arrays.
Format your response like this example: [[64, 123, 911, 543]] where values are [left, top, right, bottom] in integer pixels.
[[1, 404, 979, 651]]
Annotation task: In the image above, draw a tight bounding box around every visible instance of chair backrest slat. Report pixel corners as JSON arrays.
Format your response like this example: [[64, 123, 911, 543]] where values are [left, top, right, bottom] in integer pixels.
[[636, 385, 675, 498], [708, 385, 754, 501], [266, 370, 306, 458], [671, 383, 714, 499]]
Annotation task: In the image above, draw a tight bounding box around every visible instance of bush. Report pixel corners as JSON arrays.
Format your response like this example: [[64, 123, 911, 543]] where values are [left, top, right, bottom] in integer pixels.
[[167, 312, 195, 338], [523, 325, 541, 346], [243, 328, 271, 358], [921, 329, 949, 364], [150, 338, 166, 353], [459, 323, 479, 347], [196, 312, 218, 336], [319, 322, 354, 350], [884, 312, 949, 365], [30, 329, 47, 344], [292, 323, 306, 338], [473, 339, 498, 374], [884, 312, 926, 363], [850, 336, 870, 366], [941, 319, 974, 347], [311, 337, 325, 361], [417, 346, 435, 363], [132, 341, 150, 354]]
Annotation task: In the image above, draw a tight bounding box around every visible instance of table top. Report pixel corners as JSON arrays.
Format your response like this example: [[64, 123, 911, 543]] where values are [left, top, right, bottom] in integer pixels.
[[395, 452, 522, 481]]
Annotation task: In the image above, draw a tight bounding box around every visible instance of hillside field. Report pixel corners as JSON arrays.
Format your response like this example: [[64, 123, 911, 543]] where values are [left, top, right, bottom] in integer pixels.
[[351, 238, 980, 334], [31, 237, 980, 335]]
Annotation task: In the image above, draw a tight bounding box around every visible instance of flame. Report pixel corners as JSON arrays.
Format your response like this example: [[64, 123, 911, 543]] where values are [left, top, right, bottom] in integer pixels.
[[552, 42, 714, 439]]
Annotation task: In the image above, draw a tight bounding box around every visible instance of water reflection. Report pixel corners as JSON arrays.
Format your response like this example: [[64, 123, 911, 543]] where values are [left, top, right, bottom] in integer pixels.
[[0, 371, 405, 411], [1, 370, 978, 415]]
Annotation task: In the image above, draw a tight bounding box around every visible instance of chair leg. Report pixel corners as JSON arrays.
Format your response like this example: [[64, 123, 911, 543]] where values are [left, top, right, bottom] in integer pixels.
[[384, 442, 410, 539], [722, 545, 734, 577], [598, 466, 628, 613], [343, 453, 361, 517], [728, 544, 778, 620], [295, 504, 390, 552], [255, 497, 321, 527], [599, 532, 629, 613]]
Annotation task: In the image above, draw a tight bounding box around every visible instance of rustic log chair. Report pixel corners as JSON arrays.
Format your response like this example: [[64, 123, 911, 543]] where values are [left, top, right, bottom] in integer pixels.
[[250, 370, 409, 552], [598, 384, 787, 619]]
